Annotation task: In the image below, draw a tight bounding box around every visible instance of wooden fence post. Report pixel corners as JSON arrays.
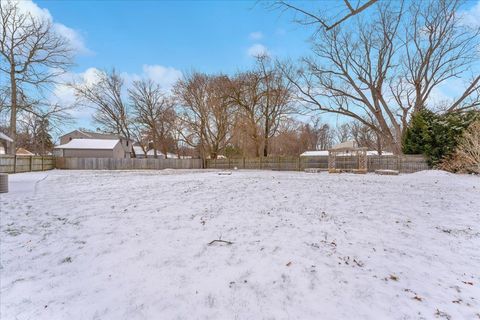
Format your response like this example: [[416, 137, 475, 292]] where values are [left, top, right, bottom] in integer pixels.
[[30, 156, 33, 171], [41, 156, 44, 171], [243, 157, 245, 169], [13, 155, 17, 173]]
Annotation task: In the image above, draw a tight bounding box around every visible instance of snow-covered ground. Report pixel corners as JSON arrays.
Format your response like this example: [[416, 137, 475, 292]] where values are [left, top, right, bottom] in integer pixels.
[[1, 169, 479, 320]]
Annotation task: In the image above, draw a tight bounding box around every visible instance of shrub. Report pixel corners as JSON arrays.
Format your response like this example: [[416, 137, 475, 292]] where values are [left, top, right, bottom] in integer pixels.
[[440, 119, 480, 174]]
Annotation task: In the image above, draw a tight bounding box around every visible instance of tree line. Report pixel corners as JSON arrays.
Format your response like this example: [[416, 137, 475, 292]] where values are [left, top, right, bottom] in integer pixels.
[[1, 0, 478, 161]]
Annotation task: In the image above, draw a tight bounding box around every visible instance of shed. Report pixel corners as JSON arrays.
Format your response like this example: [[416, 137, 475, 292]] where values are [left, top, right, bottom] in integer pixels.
[[54, 139, 128, 159]]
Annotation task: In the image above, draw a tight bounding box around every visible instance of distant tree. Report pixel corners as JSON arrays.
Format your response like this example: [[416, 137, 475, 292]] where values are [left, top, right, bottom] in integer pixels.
[[129, 79, 175, 158], [313, 120, 334, 150], [348, 120, 386, 154], [16, 101, 72, 155], [269, 118, 304, 156], [334, 123, 351, 144], [174, 72, 235, 159], [228, 71, 264, 157], [72, 69, 136, 155], [0, 0, 73, 154], [229, 56, 294, 157], [256, 56, 294, 156]]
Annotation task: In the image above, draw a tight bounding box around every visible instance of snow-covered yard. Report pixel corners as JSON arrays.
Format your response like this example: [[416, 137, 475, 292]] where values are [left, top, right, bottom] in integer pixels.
[[1, 169, 479, 320]]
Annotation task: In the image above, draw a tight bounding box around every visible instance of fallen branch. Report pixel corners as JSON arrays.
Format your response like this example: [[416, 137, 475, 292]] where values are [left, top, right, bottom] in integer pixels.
[[208, 239, 233, 246]]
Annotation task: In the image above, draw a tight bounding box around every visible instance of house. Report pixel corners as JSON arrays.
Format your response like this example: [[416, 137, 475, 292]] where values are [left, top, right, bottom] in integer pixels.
[[56, 130, 133, 158], [300, 141, 393, 157], [132, 145, 182, 159], [16, 148, 35, 156], [0, 132, 13, 155], [54, 139, 129, 159], [133, 146, 165, 159]]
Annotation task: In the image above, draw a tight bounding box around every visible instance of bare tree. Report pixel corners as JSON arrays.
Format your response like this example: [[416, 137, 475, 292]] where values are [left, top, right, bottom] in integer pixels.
[[129, 79, 175, 158], [334, 123, 351, 144], [174, 72, 234, 159], [274, 0, 377, 31], [347, 120, 386, 154], [229, 56, 294, 157], [228, 71, 264, 157], [72, 69, 135, 155], [0, 0, 73, 154], [257, 56, 294, 156], [313, 119, 334, 150], [282, 0, 480, 154], [129, 123, 148, 157]]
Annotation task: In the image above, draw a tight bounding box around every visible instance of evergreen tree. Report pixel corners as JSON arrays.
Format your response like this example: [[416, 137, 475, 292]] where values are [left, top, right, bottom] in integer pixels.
[[403, 110, 479, 166]]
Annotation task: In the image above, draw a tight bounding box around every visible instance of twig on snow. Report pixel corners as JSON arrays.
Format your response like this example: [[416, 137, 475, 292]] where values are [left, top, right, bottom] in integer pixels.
[[208, 239, 233, 246]]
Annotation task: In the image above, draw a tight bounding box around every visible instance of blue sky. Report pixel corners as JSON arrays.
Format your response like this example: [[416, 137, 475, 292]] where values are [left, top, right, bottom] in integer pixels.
[[29, 0, 318, 130], [17, 0, 480, 131], [37, 0, 311, 75]]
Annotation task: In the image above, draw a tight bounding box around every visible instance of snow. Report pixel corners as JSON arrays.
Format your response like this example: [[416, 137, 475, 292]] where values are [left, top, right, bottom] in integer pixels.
[[300, 150, 329, 156], [300, 150, 394, 156], [54, 139, 119, 150], [133, 147, 178, 159], [1, 169, 479, 319], [0, 132, 14, 142]]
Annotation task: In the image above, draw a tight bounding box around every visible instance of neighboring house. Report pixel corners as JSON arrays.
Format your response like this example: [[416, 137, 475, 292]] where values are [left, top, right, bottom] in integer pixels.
[[60, 130, 133, 157], [133, 145, 183, 159], [300, 141, 393, 157], [300, 150, 329, 157], [300, 150, 393, 157], [54, 139, 129, 159], [0, 132, 13, 155], [16, 148, 35, 156], [133, 145, 146, 158]]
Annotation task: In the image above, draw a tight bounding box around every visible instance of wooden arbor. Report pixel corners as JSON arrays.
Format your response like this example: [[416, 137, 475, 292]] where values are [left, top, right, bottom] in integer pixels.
[[328, 146, 368, 174]]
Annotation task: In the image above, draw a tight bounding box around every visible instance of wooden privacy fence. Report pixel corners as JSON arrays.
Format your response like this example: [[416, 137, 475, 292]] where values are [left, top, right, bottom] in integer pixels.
[[0, 155, 428, 173], [206, 155, 429, 173], [0, 155, 55, 173], [55, 157, 203, 170]]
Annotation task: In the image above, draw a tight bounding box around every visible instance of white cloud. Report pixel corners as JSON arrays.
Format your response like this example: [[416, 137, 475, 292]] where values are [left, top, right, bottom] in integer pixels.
[[249, 31, 263, 40], [247, 44, 269, 57], [427, 77, 476, 110], [460, 0, 480, 28], [8, 0, 91, 55], [141, 65, 183, 89], [121, 65, 182, 91], [53, 67, 101, 101]]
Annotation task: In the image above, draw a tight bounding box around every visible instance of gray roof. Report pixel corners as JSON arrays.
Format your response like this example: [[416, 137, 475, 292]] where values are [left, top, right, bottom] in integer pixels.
[[67, 129, 127, 141]]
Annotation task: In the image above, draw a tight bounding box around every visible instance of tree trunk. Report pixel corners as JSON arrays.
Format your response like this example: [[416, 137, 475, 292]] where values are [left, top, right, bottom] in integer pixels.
[[9, 67, 17, 155], [263, 118, 269, 157], [375, 132, 382, 155], [385, 137, 402, 155], [152, 130, 158, 159], [263, 138, 268, 157]]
